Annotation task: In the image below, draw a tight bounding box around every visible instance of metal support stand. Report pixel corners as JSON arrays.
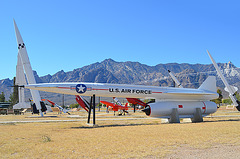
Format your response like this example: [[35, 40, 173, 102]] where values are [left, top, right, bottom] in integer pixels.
[[87, 95, 96, 126], [98, 96, 100, 112], [87, 108, 92, 124], [169, 108, 180, 123], [87, 97, 92, 124], [191, 108, 203, 123], [93, 94, 96, 125]]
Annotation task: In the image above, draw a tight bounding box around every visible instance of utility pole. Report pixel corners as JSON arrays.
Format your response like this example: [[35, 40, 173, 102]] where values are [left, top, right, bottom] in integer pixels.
[[62, 94, 64, 107]]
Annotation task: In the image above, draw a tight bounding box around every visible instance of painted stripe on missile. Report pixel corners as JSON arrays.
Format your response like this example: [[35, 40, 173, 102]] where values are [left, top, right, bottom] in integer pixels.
[[92, 88, 109, 91], [57, 87, 161, 93], [202, 101, 206, 113], [58, 87, 72, 89], [58, 87, 78, 90], [57, 87, 109, 91]]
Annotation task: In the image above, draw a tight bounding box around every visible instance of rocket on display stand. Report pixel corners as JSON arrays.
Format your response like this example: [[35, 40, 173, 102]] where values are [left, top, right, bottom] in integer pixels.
[[207, 50, 240, 111], [14, 20, 47, 116]]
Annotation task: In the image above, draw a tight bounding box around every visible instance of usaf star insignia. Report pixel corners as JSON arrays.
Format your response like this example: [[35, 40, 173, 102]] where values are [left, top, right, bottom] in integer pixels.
[[76, 84, 87, 94]]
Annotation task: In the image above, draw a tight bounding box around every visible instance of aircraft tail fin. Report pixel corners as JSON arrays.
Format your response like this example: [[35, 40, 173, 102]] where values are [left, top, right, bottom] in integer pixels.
[[198, 76, 217, 92]]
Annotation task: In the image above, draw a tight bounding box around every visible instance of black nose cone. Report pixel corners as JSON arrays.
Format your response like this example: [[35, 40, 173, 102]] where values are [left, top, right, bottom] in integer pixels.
[[142, 106, 151, 116]]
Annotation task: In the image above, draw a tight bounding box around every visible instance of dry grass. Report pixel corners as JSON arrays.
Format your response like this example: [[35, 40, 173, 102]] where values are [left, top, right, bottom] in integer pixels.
[[0, 109, 240, 158]]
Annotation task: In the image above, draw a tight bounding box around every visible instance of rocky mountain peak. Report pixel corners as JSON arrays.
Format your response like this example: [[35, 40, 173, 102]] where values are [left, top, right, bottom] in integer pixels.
[[101, 58, 117, 65], [0, 59, 239, 102]]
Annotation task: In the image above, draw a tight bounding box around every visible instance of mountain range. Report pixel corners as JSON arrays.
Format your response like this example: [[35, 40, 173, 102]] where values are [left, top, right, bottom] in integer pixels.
[[1, 59, 240, 105]]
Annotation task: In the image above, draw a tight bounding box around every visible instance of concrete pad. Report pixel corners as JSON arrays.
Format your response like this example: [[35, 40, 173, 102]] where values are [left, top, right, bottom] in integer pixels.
[[182, 118, 192, 123], [161, 119, 169, 123]]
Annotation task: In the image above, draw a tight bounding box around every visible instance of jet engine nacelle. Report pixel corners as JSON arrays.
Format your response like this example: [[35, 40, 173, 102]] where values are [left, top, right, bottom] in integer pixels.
[[144, 101, 217, 118]]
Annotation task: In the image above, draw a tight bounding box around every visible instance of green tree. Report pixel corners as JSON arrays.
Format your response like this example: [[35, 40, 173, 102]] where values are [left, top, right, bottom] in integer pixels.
[[8, 93, 14, 108], [211, 89, 223, 107], [222, 98, 232, 105], [97, 102, 102, 107], [0, 92, 5, 102], [236, 92, 240, 101], [8, 77, 19, 106], [222, 92, 240, 105], [69, 103, 79, 109], [143, 99, 155, 104]]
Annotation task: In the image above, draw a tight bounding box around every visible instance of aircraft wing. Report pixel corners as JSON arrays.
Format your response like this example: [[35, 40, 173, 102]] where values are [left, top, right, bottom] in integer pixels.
[[100, 101, 115, 107], [126, 98, 147, 107]]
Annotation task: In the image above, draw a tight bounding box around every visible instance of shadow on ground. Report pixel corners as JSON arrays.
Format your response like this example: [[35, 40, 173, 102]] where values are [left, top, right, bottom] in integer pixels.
[[71, 122, 160, 129], [204, 118, 240, 123]]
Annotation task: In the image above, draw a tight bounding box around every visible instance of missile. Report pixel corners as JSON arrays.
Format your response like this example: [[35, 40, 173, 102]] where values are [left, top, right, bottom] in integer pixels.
[[46, 99, 70, 114], [16, 53, 27, 104], [113, 97, 122, 106], [168, 70, 183, 88], [24, 80, 218, 101], [14, 20, 46, 114], [142, 101, 217, 118], [207, 50, 240, 111]]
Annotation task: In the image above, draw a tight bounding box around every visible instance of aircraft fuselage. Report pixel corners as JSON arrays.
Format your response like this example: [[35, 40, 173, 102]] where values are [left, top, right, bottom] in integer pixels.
[[25, 82, 218, 101]]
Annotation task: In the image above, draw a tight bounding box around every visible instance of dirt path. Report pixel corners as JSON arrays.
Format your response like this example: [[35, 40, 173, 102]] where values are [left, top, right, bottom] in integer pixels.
[[165, 144, 240, 159]]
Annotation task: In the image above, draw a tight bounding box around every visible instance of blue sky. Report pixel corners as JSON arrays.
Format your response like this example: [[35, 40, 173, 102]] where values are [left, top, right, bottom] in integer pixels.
[[1, 0, 240, 80]]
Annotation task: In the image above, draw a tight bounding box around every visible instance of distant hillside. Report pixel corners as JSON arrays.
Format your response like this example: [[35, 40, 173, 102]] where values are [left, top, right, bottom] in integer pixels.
[[1, 59, 239, 105]]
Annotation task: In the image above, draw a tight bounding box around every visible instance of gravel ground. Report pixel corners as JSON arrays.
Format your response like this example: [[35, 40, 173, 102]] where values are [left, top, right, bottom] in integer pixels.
[[165, 144, 240, 159]]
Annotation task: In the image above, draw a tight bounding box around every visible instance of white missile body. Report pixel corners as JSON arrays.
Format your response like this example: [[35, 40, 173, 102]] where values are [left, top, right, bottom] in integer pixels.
[[25, 76, 218, 101], [207, 50, 239, 108], [24, 77, 218, 118], [13, 20, 42, 111], [149, 101, 217, 118], [168, 70, 183, 88], [16, 53, 27, 104], [113, 97, 123, 106], [13, 53, 31, 109]]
